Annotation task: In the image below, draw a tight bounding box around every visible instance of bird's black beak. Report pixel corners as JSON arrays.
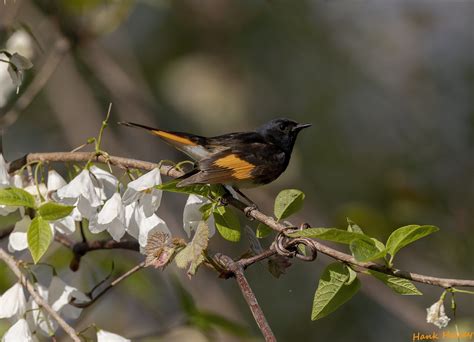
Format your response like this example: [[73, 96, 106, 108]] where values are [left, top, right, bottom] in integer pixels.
[[293, 123, 312, 132]]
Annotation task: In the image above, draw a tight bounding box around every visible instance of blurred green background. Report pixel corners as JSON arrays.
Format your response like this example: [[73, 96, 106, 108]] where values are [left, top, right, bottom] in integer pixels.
[[1, 0, 473, 341]]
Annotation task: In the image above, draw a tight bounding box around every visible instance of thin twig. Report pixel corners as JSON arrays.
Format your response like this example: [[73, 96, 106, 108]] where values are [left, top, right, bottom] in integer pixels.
[[216, 254, 276, 342], [0, 248, 80, 342], [8, 151, 474, 289], [70, 261, 145, 308]]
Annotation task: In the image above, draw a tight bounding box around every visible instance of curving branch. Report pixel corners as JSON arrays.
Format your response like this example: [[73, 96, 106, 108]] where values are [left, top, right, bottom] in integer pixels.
[[217, 254, 276, 342], [7, 151, 474, 289], [0, 248, 80, 342]]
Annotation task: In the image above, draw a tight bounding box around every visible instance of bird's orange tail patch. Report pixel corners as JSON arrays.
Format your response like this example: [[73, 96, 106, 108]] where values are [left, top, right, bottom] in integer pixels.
[[153, 130, 197, 146]]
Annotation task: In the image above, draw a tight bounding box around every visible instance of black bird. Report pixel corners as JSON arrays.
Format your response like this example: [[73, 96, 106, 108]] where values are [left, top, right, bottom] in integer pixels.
[[119, 118, 310, 202]]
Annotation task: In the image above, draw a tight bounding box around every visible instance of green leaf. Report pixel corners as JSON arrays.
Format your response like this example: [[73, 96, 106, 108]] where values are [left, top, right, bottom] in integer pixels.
[[274, 189, 305, 221], [27, 217, 53, 263], [347, 218, 364, 234], [199, 203, 214, 221], [346, 266, 357, 285], [367, 270, 422, 295], [156, 180, 211, 197], [38, 202, 74, 221], [213, 206, 241, 242], [288, 227, 371, 244], [0, 188, 36, 208], [256, 223, 272, 238], [350, 238, 386, 262], [312, 262, 361, 320], [386, 225, 439, 258], [175, 221, 209, 277]]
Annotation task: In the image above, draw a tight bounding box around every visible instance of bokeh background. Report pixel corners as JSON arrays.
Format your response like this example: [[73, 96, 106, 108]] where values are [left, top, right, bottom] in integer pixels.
[[1, 1, 473, 341]]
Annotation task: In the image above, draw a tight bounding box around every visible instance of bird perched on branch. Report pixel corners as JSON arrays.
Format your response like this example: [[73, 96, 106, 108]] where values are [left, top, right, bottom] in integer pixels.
[[119, 118, 310, 205]]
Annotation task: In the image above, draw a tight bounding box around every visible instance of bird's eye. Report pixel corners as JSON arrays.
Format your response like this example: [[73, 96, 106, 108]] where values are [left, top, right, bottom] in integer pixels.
[[279, 123, 286, 131]]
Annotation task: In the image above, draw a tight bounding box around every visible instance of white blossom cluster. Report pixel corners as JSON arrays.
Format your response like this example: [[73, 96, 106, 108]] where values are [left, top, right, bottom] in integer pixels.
[[0, 154, 215, 341]]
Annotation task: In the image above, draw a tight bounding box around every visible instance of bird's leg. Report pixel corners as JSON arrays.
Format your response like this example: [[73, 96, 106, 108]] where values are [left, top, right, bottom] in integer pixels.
[[228, 186, 259, 217]]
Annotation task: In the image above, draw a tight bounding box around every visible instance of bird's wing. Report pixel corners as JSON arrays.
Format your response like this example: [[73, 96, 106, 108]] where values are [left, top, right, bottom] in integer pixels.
[[176, 143, 285, 187]]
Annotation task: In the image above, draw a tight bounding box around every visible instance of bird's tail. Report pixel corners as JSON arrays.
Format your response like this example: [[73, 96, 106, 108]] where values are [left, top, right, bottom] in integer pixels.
[[118, 121, 211, 160], [118, 121, 159, 133]]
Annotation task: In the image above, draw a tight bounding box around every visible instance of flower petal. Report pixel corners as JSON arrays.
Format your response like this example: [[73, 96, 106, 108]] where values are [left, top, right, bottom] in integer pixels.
[[107, 218, 126, 242], [51, 216, 76, 235], [0, 283, 27, 319], [47, 170, 67, 192], [90, 166, 119, 200], [183, 194, 215, 238], [0, 154, 10, 188], [10, 174, 25, 189], [97, 193, 124, 225], [56, 170, 101, 207], [8, 216, 31, 252], [139, 215, 170, 248], [127, 168, 162, 192], [97, 330, 130, 342], [1, 318, 34, 342]]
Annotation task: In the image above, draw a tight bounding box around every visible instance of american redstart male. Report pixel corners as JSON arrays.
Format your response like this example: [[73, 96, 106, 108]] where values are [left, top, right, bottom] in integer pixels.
[[119, 118, 310, 205]]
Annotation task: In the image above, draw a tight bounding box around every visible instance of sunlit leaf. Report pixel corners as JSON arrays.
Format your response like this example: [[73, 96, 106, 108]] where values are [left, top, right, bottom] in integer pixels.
[[27, 217, 52, 263], [0, 188, 36, 208], [386, 225, 439, 258], [312, 262, 360, 320], [274, 189, 305, 221], [288, 227, 371, 244], [38, 202, 74, 221], [213, 206, 241, 242], [367, 270, 422, 295], [347, 218, 364, 234], [349, 238, 386, 262], [175, 221, 209, 277]]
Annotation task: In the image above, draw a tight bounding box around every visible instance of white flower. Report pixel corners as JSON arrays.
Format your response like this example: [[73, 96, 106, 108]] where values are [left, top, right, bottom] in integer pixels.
[[0, 154, 11, 187], [125, 202, 170, 248], [0, 154, 18, 216], [1, 318, 36, 342], [97, 330, 130, 342], [26, 276, 88, 337], [47, 170, 67, 192], [56, 168, 119, 222], [183, 194, 215, 238], [8, 216, 31, 252], [89, 165, 119, 200], [426, 299, 450, 329], [122, 168, 162, 216], [56, 169, 101, 209], [89, 192, 126, 241], [0, 30, 34, 107], [0, 283, 27, 319]]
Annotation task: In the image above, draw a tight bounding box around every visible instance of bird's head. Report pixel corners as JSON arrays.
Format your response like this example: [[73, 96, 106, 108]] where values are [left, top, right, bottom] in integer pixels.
[[257, 118, 311, 152]]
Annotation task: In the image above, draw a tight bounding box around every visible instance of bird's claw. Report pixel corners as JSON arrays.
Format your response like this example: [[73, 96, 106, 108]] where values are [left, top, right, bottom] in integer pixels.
[[244, 204, 258, 219]]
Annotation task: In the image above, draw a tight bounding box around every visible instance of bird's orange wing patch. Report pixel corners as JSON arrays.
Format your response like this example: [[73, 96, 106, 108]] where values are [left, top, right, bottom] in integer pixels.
[[212, 154, 255, 180], [153, 130, 197, 146]]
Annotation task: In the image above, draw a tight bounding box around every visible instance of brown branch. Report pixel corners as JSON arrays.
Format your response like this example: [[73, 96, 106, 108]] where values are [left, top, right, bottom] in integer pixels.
[[217, 254, 276, 342], [7, 151, 474, 289], [0, 248, 81, 342]]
